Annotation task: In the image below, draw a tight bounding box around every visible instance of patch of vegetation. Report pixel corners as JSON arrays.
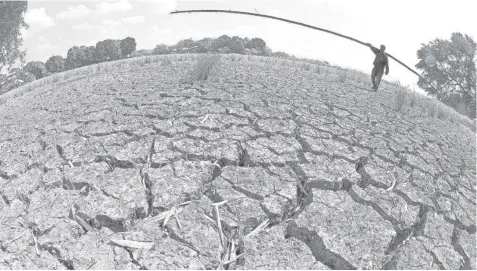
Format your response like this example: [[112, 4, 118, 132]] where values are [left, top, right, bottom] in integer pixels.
[[191, 54, 221, 81], [314, 65, 321, 74], [161, 57, 172, 66], [389, 79, 474, 131], [394, 80, 409, 111], [338, 70, 348, 83]]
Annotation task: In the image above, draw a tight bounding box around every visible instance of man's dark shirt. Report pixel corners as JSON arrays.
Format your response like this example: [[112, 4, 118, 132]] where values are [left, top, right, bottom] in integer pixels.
[[371, 47, 389, 73]]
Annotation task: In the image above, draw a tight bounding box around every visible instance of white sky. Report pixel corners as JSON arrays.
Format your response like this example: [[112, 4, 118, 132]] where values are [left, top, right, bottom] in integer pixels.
[[20, 0, 477, 94]]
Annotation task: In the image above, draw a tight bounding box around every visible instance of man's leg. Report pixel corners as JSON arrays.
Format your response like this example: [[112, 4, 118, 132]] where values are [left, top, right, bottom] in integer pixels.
[[375, 69, 384, 91], [371, 67, 377, 89]]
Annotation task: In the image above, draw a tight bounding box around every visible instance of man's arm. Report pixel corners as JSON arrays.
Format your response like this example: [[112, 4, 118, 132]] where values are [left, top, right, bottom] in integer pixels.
[[367, 43, 379, 54], [385, 56, 390, 75]]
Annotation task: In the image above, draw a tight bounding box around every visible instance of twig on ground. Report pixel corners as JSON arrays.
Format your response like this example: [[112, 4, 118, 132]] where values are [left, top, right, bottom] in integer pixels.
[[223, 253, 244, 265], [386, 178, 397, 191], [212, 201, 228, 248], [109, 239, 154, 250], [174, 214, 182, 229], [31, 230, 40, 256], [200, 114, 210, 123], [86, 260, 97, 270], [245, 219, 270, 238]]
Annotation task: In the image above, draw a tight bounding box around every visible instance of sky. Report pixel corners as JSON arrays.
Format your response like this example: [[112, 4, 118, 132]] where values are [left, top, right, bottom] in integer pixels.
[[18, 0, 477, 93]]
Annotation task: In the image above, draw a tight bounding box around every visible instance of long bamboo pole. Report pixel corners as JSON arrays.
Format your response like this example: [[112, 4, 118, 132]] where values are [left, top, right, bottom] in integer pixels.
[[170, 9, 437, 92]]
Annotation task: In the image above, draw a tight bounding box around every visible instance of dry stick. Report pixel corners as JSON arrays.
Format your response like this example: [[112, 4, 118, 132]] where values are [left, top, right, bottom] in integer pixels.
[[212, 201, 228, 248], [170, 9, 439, 94], [31, 230, 40, 256]]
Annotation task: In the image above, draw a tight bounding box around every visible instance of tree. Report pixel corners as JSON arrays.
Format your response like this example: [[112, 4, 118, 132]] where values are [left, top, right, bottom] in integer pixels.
[[212, 35, 231, 52], [196, 38, 213, 53], [175, 38, 195, 53], [45, 55, 65, 73], [153, 44, 170, 55], [272, 51, 291, 59], [78, 46, 95, 66], [65, 46, 82, 70], [228, 36, 246, 54], [120, 37, 136, 58], [19, 71, 36, 84], [95, 39, 121, 62], [24, 61, 48, 79], [0, 1, 28, 72], [416, 33, 476, 118], [245, 37, 266, 50]]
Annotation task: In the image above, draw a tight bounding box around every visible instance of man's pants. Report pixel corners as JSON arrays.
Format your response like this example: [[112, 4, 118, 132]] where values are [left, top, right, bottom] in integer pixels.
[[371, 66, 384, 89]]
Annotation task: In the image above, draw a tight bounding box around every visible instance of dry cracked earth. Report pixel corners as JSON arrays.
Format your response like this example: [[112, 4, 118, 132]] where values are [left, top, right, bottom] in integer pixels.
[[0, 56, 476, 270]]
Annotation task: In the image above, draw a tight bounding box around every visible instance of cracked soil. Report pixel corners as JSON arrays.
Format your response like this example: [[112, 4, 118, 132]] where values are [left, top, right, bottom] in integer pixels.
[[0, 56, 475, 269]]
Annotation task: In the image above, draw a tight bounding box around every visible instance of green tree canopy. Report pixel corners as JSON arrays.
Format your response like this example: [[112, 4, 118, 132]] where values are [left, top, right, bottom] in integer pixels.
[[416, 33, 476, 118]]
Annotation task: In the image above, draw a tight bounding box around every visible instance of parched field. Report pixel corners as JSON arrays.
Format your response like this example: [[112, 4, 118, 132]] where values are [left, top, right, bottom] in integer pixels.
[[0, 55, 475, 269]]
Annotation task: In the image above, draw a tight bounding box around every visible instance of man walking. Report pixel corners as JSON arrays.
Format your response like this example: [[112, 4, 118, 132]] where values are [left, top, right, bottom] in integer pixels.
[[367, 44, 389, 91]]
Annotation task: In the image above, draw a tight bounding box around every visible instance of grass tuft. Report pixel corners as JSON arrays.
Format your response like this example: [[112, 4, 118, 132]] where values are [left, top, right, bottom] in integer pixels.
[[338, 70, 348, 83], [161, 57, 172, 66], [191, 54, 222, 81], [394, 86, 409, 111], [314, 65, 321, 74]]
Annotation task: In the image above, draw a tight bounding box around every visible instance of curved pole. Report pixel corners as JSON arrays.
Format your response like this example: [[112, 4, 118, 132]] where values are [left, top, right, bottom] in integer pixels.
[[170, 9, 437, 92]]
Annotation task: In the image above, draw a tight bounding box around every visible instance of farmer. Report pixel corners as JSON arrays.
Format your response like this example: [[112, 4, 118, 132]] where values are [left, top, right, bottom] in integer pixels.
[[367, 44, 389, 91]]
